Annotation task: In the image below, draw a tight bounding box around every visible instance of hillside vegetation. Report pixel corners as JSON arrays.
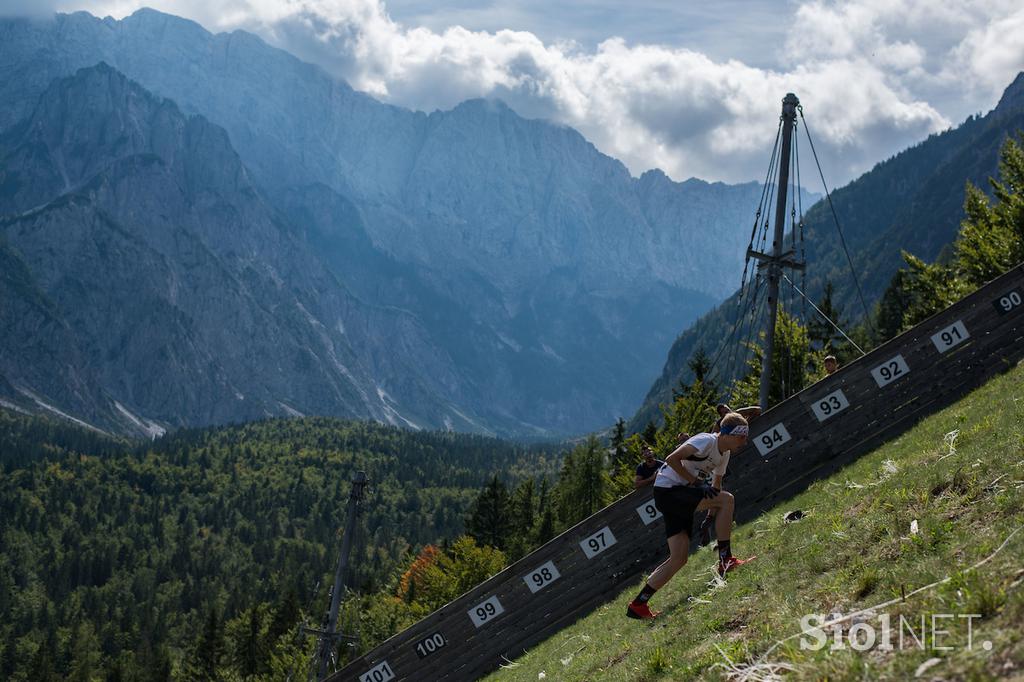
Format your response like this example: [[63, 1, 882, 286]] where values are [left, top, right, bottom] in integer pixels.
[[485, 359, 1024, 681], [0, 414, 558, 680]]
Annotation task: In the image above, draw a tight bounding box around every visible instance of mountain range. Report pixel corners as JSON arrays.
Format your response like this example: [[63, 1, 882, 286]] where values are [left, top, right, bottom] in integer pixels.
[[0, 8, 815, 438]]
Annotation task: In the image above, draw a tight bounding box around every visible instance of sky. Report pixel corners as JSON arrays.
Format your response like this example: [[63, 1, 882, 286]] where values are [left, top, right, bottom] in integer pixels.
[[4, 0, 1023, 187]]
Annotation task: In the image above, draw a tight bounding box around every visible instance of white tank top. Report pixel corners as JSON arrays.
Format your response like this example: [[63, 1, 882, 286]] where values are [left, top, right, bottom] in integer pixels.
[[654, 432, 731, 488]]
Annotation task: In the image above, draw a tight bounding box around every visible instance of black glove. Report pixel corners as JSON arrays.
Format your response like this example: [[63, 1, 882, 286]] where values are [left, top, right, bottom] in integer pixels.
[[695, 481, 720, 499]]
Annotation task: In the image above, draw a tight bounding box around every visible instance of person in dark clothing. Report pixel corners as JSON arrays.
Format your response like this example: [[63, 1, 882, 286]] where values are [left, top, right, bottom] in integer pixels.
[[634, 446, 664, 488]]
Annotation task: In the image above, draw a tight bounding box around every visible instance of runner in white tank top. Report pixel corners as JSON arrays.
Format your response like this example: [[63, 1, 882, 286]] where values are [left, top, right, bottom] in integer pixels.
[[654, 432, 730, 489], [626, 414, 753, 620]]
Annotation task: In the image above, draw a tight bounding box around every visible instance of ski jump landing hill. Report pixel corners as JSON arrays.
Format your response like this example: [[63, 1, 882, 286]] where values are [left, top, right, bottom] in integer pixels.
[[332, 263, 1024, 682]]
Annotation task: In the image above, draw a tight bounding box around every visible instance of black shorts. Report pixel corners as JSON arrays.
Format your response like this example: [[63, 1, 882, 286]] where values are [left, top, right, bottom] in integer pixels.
[[653, 485, 704, 540]]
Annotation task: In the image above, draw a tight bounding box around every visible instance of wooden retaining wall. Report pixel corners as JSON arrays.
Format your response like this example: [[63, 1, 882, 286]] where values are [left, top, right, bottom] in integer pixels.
[[330, 263, 1024, 682]]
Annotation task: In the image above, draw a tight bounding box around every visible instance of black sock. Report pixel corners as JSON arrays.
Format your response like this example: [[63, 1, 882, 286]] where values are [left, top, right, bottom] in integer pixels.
[[717, 540, 732, 561], [634, 583, 657, 604]]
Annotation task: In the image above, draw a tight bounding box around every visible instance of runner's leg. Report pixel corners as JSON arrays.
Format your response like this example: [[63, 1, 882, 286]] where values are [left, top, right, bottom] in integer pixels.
[[698, 492, 736, 561], [646, 531, 690, 590], [697, 491, 734, 541]]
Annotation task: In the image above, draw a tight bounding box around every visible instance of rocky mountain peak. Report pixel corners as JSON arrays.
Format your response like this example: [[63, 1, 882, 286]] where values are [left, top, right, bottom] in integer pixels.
[[2, 63, 248, 218], [0, 9, 805, 436], [994, 71, 1024, 116]]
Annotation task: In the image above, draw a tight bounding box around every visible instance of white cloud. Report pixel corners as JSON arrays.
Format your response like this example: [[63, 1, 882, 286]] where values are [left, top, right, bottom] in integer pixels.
[[950, 6, 1024, 96], [36, 0, 1024, 185]]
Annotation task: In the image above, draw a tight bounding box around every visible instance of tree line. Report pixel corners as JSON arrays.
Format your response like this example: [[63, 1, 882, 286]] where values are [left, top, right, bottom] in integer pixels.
[[0, 414, 558, 680]]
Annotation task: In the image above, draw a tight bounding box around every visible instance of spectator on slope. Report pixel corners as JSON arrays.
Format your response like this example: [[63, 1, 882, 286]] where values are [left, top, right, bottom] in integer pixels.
[[626, 413, 754, 620], [824, 355, 839, 376], [634, 446, 664, 488]]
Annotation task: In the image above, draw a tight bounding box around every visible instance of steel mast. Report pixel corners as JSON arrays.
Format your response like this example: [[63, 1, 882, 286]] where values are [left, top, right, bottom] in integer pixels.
[[316, 470, 368, 680], [748, 93, 804, 410]]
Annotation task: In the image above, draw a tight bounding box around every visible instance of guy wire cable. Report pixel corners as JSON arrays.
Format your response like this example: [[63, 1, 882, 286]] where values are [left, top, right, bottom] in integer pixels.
[[799, 106, 876, 335], [783, 273, 865, 355]]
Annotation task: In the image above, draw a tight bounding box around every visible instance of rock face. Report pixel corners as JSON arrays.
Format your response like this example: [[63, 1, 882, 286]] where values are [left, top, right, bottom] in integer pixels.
[[0, 64, 450, 433], [0, 10, 814, 437]]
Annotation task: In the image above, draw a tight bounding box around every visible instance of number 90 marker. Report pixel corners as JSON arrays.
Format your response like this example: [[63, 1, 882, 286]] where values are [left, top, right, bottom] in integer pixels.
[[993, 288, 1022, 316]]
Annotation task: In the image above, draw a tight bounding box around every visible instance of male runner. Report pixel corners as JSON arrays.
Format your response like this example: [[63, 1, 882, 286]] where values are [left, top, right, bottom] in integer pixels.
[[626, 413, 751, 620]]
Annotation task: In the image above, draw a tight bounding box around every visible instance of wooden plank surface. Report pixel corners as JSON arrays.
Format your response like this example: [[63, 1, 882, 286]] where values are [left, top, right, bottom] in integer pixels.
[[328, 263, 1024, 682]]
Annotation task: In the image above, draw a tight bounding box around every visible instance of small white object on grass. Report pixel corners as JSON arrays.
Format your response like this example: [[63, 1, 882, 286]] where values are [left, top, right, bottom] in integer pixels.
[[910, 519, 919, 535], [914, 657, 941, 677]]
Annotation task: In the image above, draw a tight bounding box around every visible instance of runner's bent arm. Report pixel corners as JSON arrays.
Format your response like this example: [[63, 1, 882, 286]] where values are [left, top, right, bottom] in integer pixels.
[[736, 406, 761, 420], [665, 445, 699, 484], [710, 454, 730, 490]]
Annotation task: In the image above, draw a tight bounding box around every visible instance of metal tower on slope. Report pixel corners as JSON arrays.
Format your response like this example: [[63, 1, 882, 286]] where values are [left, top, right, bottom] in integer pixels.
[[314, 470, 368, 681], [747, 93, 805, 409]]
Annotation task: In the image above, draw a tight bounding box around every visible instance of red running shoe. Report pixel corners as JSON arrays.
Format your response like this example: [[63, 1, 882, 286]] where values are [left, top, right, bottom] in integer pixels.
[[717, 555, 756, 576], [626, 601, 661, 620]]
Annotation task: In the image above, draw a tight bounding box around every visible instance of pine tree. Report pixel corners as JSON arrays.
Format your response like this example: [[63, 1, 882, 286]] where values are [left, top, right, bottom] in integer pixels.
[[508, 478, 537, 558], [956, 133, 1024, 286], [268, 588, 300, 647], [465, 477, 513, 551], [68, 621, 102, 682], [187, 607, 226, 681], [731, 311, 823, 407], [641, 421, 658, 446], [534, 507, 556, 545], [661, 349, 721, 446], [231, 605, 266, 679], [875, 269, 912, 341], [897, 252, 965, 328], [807, 280, 846, 351], [536, 476, 550, 517], [609, 418, 629, 476], [555, 437, 612, 524], [881, 134, 1024, 332]]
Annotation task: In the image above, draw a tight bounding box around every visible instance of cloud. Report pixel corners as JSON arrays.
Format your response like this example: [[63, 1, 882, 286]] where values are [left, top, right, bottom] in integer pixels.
[[31, 0, 1024, 185], [950, 6, 1024, 96]]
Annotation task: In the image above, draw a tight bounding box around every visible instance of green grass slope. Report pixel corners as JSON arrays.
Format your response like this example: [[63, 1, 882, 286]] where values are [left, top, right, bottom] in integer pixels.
[[487, 360, 1024, 681]]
